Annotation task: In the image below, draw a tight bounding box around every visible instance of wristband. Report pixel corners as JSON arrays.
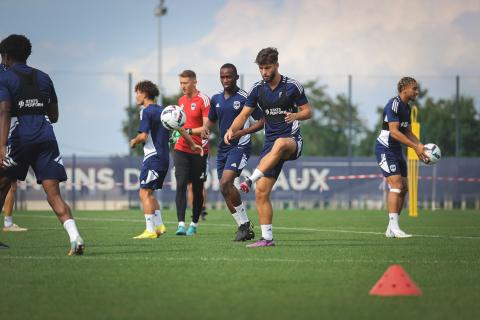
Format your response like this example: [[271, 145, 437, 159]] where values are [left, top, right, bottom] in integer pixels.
[[187, 128, 192, 135]]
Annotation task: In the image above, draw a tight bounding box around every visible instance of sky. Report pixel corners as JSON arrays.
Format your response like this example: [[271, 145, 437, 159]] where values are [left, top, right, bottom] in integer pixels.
[[1, 0, 479, 156]]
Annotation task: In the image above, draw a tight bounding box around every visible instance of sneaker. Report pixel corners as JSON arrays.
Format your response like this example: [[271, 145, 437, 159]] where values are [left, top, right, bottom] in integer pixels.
[[201, 208, 208, 221], [234, 221, 255, 241], [3, 224, 28, 232], [68, 236, 85, 256], [0, 241, 9, 249], [175, 226, 186, 236], [186, 225, 197, 236], [133, 230, 158, 239], [239, 177, 252, 193], [385, 227, 412, 238], [246, 238, 275, 248], [155, 224, 167, 236]]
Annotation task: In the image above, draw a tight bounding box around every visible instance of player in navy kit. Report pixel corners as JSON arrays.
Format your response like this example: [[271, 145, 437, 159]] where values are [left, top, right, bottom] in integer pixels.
[[225, 48, 312, 247], [130, 80, 202, 239], [375, 77, 429, 238], [0, 34, 84, 255], [202, 63, 264, 241]]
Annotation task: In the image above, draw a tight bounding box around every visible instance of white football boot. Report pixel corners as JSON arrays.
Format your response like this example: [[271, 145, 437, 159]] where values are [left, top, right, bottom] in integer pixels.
[[385, 227, 412, 238]]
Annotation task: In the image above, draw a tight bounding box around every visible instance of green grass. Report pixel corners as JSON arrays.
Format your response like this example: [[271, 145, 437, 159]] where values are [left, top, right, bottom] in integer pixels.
[[1, 209, 479, 320]]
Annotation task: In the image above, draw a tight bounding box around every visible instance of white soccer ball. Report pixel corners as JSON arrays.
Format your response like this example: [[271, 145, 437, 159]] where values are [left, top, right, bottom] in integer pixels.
[[424, 143, 441, 165], [161, 105, 186, 130]]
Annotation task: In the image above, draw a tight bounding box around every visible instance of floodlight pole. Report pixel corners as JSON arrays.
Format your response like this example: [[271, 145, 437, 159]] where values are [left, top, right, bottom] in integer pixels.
[[155, 0, 167, 105]]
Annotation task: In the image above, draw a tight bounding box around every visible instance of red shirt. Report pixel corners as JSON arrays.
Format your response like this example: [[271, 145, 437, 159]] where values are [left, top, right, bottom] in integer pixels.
[[175, 91, 210, 154]]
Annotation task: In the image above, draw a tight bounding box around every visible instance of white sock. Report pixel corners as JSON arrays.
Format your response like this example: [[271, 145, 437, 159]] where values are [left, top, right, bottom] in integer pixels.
[[388, 213, 400, 230], [4, 216, 13, 228], [231, 212, 242, 226], [249, 169, 264, 183], [153, 210, 163, 226], [234, 203, 249, 225], [63, 219, 80, 242], [144, 214, 155, 232], [190, 222, 198, 228], [178, 221, 185, 228], [260, 224, 273, 241]]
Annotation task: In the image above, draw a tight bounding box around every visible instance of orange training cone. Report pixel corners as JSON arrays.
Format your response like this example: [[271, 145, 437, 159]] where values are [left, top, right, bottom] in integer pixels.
[[369, 264, 422, 296]]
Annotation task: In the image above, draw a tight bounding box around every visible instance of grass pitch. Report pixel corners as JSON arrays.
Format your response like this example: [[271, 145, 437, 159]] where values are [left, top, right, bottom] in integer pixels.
[[1, 209, 479, 320]]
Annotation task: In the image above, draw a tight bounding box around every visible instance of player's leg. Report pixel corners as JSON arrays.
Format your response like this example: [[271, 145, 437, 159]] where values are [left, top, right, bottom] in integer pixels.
[[385, 175, 411, 238], [0, 176, 13, 248], [152, 193, 166, 235], [247, 176, 276, 247], [240, 137, 297, 193], [133, 188, 158, 239], [42, 179, 85, 254], [187, 154, 207, 235], [174, 150, 191, 235], [3, 181, 27, 232]]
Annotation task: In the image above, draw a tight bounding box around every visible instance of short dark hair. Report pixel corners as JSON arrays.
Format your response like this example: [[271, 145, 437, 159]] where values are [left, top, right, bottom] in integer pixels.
[[220, 63, 238, 75], [397, 77, 417, 93], [179, 69, 196, 79], [0, 34, 32, 63], [135, 80, 159, 100], [255, 47, 278, 65]]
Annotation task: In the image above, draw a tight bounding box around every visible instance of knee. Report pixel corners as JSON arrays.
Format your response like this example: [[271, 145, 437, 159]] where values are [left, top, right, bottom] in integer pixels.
[[255, 185, 270, 201], [273, 140, 289, 153]]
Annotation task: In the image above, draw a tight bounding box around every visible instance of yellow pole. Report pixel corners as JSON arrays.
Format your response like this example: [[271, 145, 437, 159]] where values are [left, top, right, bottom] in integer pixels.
[[407, 106, 420, 217]]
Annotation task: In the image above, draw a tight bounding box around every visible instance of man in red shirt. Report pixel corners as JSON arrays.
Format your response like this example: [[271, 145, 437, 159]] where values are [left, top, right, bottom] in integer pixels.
[[174, 70, 210, 236]]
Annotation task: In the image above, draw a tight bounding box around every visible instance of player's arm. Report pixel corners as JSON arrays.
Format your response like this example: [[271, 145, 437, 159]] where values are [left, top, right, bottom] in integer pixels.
[[285, 103, 312, 123], [224, 106, 254, 144], [178, 127, 204, 156], [190, 116, 209, 136], [231, 117, 265, 140], [388, 122, 428, 162], [0, 100, 11, 168], [46, 102, 59, 123], [130, 132, 148, 149]]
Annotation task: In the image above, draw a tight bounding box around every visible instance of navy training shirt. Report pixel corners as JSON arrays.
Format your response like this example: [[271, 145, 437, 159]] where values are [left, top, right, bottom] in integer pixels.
[[376, 96, 411, 150], [138, 104, 170, 169], [245, 75, 308, 141], [0, 63, 58, 144], [209, 87, 263, 151]]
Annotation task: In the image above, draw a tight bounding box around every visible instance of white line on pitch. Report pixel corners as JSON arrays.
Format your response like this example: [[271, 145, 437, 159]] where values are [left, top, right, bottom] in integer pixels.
[[18, 214, 480, 240], [0, 255, 478, 265]]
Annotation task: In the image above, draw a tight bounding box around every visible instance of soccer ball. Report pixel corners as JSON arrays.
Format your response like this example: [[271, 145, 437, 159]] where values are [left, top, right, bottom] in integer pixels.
[[161, 105, 186, 130], [424, 143, 441, 164]]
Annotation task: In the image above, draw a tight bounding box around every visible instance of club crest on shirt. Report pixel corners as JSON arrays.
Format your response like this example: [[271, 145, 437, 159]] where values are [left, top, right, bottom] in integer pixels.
[[389, 164, 397, 172], [233, 101, 241, 110], [191, 103, 196, 110]]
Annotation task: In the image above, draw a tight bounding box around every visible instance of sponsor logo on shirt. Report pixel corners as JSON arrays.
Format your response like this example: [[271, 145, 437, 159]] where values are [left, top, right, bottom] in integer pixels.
[[216, 103, 220, 108], [18, 99, 44, 108], [233, 101, 240, 110], [265, 107, 285, 116]]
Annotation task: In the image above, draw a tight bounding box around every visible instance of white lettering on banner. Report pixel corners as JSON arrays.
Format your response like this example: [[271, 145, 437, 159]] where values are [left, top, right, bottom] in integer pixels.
[[124, 168, 140, 191], [273, 171, 290, 191], [309, 169, 330, 191], [289, 169, 310, 190], [97, 168, 114, 191], [75, 168, 96, 190]]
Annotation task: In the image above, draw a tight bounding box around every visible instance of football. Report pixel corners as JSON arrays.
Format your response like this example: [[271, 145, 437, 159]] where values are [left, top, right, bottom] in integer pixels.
[[161, 105, 186, 130], [424, 143, 441, 164]]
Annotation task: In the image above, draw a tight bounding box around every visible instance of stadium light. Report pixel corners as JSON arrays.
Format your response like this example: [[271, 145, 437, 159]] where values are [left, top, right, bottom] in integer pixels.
[[155, 0, 167, 105]]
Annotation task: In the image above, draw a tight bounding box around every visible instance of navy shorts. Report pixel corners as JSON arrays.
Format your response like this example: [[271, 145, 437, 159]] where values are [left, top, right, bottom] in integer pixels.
[[375, 143, 407, 177], [140, 157, 168, 190], [2, 140, 67, 184], [216, 146, 251, 180], [259, 134, 303, 179]]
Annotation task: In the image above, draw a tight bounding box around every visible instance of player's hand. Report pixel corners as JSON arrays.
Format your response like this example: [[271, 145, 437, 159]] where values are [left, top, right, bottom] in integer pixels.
[[190, 143, 204, 157], [284, 112, 297, 123], [228, 129, 243, 141], [414, 143, 429, 163], [224, 129, 234, 145], [0, 146, 7, 170], [200, 127, 210, 139], [129, 139, 137, 149]]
